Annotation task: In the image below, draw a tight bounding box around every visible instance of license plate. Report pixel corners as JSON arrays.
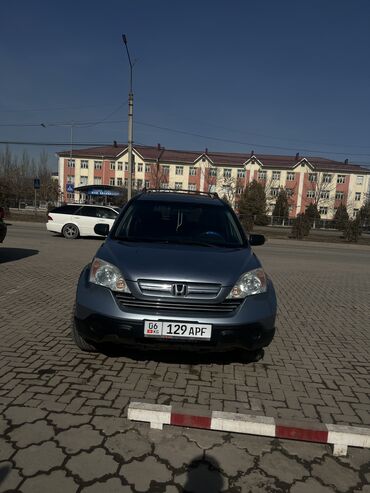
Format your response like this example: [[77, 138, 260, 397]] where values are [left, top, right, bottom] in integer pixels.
[[144, 321, 212, 340]]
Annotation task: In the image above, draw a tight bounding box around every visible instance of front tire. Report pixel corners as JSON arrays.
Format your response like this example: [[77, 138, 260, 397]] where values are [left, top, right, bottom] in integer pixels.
[[63, 223, 80, 239], [72, 318, 97, 352]]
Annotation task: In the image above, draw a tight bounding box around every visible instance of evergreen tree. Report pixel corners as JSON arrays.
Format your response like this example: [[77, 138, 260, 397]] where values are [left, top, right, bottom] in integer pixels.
[[333, 203, 349, 230], [305, 203, 321, 226], [272, 189, 289, 221], [291, 213, 311, 239], [238, 180, 268, 231]]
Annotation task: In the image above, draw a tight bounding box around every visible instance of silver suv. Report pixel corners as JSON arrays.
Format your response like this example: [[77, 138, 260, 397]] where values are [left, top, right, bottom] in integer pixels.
[[73, 190, 276, 356]]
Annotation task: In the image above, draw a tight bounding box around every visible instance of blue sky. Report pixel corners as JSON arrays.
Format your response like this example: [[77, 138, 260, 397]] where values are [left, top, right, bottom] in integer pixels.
[[1, 0, 370, 170]]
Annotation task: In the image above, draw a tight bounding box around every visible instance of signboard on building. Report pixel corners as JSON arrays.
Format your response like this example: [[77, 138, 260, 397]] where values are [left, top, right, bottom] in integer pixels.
[[89, 189, 120, 196]]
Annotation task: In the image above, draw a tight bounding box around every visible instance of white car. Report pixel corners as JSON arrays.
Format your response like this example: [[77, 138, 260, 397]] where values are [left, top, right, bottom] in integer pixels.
[[47, 204, 119, 239]]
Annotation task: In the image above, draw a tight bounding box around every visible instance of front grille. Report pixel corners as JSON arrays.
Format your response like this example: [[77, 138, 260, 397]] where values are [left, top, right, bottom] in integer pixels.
[[114, 293, 242, 314], [138, 279, 221, 299]]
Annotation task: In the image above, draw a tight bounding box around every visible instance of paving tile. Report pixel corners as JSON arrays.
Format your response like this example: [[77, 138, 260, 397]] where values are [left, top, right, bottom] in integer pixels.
[[20, 469, 78, 493], [4, 406, 47, 425], [13, 441, 65, 476], [121, 456, 171, 492], [0, 461, 23, 493], [56, 425, 103, 453], [8, 421, 54, 448], [311, 456, 362, 493], [66, 448, 118, 482], [234, 469, 281, 493], [48, 412, 91, 429], [206, 443, 254, 476], [290, 477, 336, 493], [80, 478, 132, 493], [154, 435, 202, 468], [175, 459, 229, 493], [0, 441, 15, 462], [258, 450, 308, 484], [105, 430, 151, 460]]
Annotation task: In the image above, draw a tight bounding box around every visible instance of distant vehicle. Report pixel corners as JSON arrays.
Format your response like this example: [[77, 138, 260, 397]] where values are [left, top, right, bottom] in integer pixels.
[[0, 207, 7, 243], [72, 189, 277, 356], [46, 204, 119, 239]]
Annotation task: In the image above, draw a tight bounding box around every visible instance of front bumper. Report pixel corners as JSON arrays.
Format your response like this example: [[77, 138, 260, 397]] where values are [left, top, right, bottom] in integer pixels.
[[75, 265, 277, 352]]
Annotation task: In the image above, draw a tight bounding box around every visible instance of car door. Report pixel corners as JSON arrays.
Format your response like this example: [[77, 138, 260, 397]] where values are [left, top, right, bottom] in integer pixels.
[[96, 207, 118, 234], [73, 206, 101, 236]]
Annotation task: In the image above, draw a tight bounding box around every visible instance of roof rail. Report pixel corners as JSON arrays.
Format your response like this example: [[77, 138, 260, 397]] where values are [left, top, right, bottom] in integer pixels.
[[141, 188, 219, 199]]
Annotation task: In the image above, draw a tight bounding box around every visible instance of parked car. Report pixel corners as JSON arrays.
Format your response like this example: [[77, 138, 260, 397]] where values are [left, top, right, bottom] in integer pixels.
[[73, 190, 277, 357], [47, 204, 119, 239], [0, 207, 7, 243]]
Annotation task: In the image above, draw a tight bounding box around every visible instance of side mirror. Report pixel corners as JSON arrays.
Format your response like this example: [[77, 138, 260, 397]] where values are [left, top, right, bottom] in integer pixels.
[[94, 223, 110, 237], [249, 234, 265, 246]]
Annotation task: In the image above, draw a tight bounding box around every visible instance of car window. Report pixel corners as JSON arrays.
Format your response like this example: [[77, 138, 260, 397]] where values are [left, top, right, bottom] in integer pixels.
[[51, 205, 81, 214], [97, 207, 117, 219], [77, 206, 100, 218], [114, 201, 244, 247]]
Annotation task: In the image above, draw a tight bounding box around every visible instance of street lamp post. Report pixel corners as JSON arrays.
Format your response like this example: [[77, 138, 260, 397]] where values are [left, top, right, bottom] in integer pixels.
[[122, 34, 134, 201]]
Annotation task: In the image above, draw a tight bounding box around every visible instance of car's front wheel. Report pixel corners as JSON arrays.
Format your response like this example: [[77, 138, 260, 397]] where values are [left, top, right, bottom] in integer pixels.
[[62, 223, 80, 239], [72, 318, 97, 352]]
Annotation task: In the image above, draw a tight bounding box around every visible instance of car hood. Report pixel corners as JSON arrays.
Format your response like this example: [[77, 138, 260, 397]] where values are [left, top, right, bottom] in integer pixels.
[[96, 240, 260, 286]]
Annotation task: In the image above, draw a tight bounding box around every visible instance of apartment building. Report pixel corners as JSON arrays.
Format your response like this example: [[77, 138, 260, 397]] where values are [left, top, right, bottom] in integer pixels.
[[57, 144, 370, 219]]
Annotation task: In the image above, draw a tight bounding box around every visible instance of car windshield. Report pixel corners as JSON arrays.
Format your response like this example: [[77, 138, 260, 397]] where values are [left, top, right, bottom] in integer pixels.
[[114, 200, 245, 247]]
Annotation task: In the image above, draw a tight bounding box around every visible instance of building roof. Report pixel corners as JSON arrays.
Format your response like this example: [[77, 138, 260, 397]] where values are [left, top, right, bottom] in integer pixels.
[[57, 144, 370, 174]]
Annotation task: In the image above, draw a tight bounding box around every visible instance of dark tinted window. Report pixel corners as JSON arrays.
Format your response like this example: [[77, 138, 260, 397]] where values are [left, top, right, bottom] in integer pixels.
[[97, 207, 117, 219], [115, 200, 244, 247], [51, 205, 81, 214], [77, 206, 99, 218]]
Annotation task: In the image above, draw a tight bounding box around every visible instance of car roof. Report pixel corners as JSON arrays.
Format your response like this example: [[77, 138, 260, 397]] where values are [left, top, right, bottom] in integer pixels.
[[66, 203, 115, 209], [135, 191, 224, 206]]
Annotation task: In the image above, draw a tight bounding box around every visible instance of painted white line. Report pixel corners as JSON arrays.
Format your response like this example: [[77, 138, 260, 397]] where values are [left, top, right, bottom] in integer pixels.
[[128, 402, 172, 430], [211, 411, 276, 436]]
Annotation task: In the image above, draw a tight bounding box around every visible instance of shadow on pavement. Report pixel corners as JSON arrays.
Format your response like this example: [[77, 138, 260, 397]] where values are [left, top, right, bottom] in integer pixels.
[[183, 455, 224, 493], [99, 344, 264, 365], [0, 248, 39, 264], [0, 463, 11, 486]]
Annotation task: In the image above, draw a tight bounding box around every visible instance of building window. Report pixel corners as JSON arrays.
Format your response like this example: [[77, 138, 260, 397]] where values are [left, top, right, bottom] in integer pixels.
[[286, 188, 293, 197], [163, 165, 170, 175], [161, 182, 169, 189], [308, 173, 317, 182], [320, 191, 330, 199], [323, 174, 332, 183], [145, 180, 150, 188], [137, 163, 143, 173], [353, 209, 359, 217], [223, 168, 232, 178], [137, 179, 143, 189], [109, 178, 115, 186], [81, 160, 89, 169], [124, 178, 128, 187], [80, 176, 88, 186], [175, 182, 182, 190], [67, 193, 74, 200], [145, 164, 151, 173], [125, 163, 128, 171], [188, 184, 196, 191], [67, 175, 74, 184], [175, 166, 183, 175], [319, 206, 328, 215], [94, 177, 102, 185], [355, 192, 361, 201], [337, 175, 346, 184], [209, 168, 217, 177], [287, 172, 295, 181], [189, 167, 196, 176], [258, 170, 267, 180], [117, 178, 123, 186], [356, 175, 364, 185], [237, 169, 245, 178], [94, 161, 102, 170], [335, 191, 344, 200], [306, 190, 315, 198], [236, 187, 244, 194], [110, 161, 115, 170], [117, 162, 123, 171], [272, 171, 281, 181], [67, 159, 75, 168], [270, 188, 279, 197]]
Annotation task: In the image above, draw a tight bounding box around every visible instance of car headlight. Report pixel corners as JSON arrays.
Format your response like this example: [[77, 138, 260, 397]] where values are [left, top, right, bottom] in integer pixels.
[[89, 258, 130, 292], [227, 268, 267, 298]]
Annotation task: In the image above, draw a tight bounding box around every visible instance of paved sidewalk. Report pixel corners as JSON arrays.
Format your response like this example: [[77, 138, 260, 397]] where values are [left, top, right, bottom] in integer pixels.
[[1, 406, 370, 492]]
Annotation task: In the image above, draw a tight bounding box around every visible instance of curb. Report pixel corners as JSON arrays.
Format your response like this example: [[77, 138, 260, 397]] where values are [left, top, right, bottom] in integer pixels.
[[128, 401, 370, 457]]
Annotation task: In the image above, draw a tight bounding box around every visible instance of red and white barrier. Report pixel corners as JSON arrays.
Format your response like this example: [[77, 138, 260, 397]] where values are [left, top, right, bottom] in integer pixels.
[[128, 401, 370, 456]]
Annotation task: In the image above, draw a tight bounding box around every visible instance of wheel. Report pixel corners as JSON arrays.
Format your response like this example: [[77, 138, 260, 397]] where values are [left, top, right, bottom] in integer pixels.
[[62, 223, 80, 239], [72, 318, 97, 352]]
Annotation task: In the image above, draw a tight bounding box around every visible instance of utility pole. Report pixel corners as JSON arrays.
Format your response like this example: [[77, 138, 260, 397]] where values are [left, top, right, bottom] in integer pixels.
[[122, 34, 134, 201]]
